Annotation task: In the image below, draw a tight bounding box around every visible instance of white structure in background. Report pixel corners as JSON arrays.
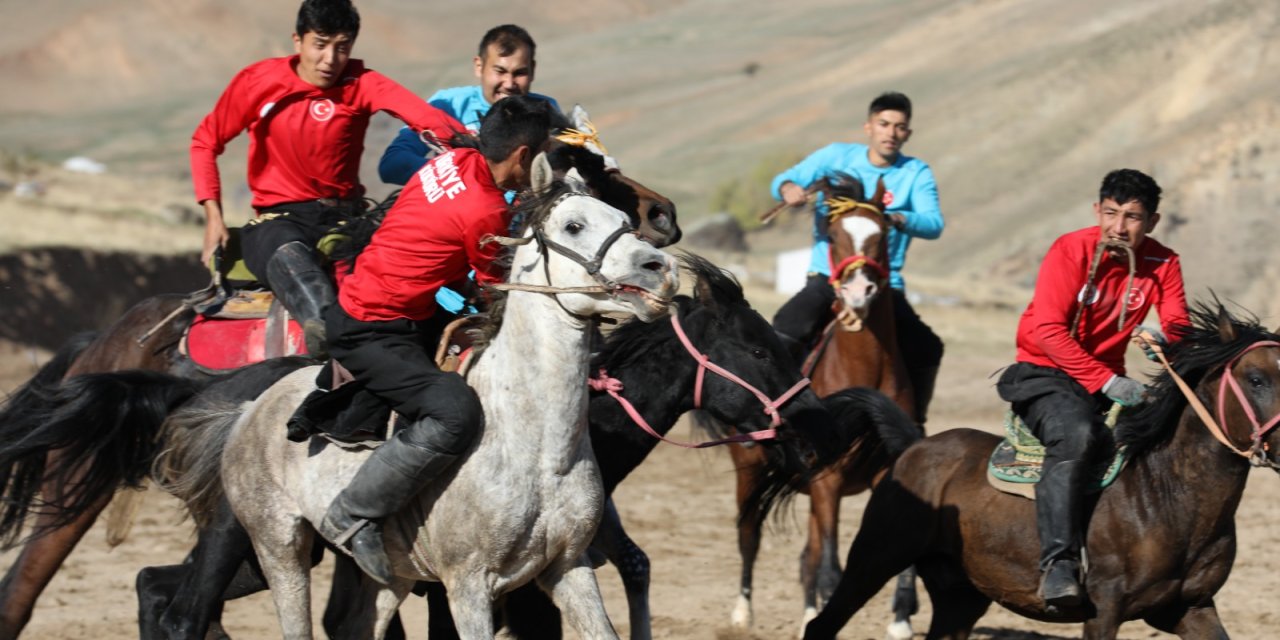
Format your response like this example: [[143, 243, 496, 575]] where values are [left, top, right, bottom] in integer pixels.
[[62, 156, 106, 174], [775, 248, 811, 295]]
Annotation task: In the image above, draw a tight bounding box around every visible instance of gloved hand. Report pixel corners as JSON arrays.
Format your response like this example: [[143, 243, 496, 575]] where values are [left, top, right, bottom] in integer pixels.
[[1132, 324, 1168, 362], [1103, 375, 1148, 407]]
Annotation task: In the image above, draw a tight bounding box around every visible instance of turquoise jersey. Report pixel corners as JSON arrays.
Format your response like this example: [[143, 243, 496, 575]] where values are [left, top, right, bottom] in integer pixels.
[[771, 143, 942, 291]]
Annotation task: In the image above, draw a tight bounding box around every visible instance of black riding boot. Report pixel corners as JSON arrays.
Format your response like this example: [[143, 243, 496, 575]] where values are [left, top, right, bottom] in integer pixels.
[[1035, 459, 1086, 608], [265, 241, 336, 357], [319, 420, 461, 585], [910, 365, 940, 425]]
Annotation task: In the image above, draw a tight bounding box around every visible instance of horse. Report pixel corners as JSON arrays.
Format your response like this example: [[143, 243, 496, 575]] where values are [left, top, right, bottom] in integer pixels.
[[209, 162, 678, 638], [803, 301, 1280, 639], [0, 113, 680, 638], [723, 174, 921, 638]]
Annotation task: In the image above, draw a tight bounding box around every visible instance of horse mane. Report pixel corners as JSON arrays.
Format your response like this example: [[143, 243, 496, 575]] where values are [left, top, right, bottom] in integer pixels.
[[327, 189, 400, 273], [1115, 298, 1279, 457], [823, 172, 869, 203]]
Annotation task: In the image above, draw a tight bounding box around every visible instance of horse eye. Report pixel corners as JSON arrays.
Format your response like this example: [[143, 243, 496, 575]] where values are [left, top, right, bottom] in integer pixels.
[[1249, 373, 1267, 389], [751, 348, 768, 360], [565, 221, 584, 235]]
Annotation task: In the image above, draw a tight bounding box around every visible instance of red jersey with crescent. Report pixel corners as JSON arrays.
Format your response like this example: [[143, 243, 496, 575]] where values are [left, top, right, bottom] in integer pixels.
[[1015, 226, 1189, 393], [190, 55, 463, 209], [339, 148, 511, 322]]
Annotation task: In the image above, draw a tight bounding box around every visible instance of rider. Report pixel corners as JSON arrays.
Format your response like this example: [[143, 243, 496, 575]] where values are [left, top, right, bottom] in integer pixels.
[[997, 169, 1188, 608], [770, 91, 945, 422], [377, 24, 560, 185], [190, 0, 463, 357], [318, 95, 555, 585]]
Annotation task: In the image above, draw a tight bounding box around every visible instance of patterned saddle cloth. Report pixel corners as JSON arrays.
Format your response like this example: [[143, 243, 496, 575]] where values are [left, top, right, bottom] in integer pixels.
[[986, 404, 1129, 500]]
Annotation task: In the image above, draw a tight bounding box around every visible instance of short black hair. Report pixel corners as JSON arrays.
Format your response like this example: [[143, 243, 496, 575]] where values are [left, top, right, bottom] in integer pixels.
[[478, 24, 536, 59], [1099, 169, 1162, 215], [478, 96, 553, 162], [868, 92, 912, 120], [296, 0, 360, 39]]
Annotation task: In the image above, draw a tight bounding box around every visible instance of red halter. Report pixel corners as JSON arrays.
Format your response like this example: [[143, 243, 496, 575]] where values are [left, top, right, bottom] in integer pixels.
[[587, 313, 812, 449]]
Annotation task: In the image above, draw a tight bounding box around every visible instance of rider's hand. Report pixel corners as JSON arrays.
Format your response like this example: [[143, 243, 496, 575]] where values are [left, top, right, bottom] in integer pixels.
[[1103, 375, 1148, 407], [1132, 325, 1168, 362], [201, 200, 230, 265], [780, 182, 808, 207], [887, 213, 907, 230]]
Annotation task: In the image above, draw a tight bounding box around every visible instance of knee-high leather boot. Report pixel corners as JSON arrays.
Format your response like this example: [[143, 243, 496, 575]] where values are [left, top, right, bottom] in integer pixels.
[[909, 365, 940, 425], [319, 420, 461, 585], [265, 241, 336, 357], [1035, 459, 1086, 608]]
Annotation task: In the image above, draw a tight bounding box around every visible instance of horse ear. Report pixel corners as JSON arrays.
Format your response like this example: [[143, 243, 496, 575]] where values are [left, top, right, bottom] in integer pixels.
[[872, 178, 887, 211], [563, 167, 590, 193], [570, 104, 591, 130], [1216, 305, 1238, 342], [693, 275, 720, 315], [531, 151, 554, 194]]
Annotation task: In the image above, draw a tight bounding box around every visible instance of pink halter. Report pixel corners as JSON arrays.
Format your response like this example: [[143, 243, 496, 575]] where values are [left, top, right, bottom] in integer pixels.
[[587, 312, 812, 449], [1216, 340, 1280, 461]]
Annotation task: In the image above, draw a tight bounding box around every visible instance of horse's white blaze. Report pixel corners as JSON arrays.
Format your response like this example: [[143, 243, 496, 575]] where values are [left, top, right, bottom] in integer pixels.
[[731, 594, 753, 629], [840, 215, 881, 256]]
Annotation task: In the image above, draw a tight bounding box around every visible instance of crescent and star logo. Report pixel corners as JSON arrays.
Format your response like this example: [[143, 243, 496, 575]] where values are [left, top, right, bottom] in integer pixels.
[[1126, 286, 1146, 312], [310, 99, 335, 122], [882, 190, 895, 207]]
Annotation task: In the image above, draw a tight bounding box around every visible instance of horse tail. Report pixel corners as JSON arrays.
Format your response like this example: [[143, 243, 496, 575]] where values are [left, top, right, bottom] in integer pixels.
[[0, 370, 200, 547], [742, 387, 925, 526]]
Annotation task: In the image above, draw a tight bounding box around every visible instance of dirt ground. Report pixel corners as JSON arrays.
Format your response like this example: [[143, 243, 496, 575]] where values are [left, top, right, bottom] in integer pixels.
[[2, 295, 1278, 640]]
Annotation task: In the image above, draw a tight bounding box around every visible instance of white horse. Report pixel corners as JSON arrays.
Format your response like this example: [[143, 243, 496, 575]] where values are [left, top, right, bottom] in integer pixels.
[[219, 156, 679, 639]]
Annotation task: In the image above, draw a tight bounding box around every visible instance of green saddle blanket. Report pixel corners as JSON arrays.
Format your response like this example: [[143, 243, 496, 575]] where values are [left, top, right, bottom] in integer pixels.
[[987, 403, 1128, 499]]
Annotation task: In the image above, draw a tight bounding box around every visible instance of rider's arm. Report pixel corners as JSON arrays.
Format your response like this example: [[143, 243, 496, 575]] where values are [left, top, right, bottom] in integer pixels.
[[895, 164, 944, 240], [770, 143, 843, 201], [378, 127, 429, 186], [191, 66, 259, 263], [466, 203, 513, 287], [1025, 235, 1116, 393], [359, 71, 465, 176], [1153, 253, 1190, 344]]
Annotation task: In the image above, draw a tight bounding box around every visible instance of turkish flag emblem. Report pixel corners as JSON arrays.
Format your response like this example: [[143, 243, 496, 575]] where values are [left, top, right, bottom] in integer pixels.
[[310, 99, 335, 122], [882, 190, 895, 207]]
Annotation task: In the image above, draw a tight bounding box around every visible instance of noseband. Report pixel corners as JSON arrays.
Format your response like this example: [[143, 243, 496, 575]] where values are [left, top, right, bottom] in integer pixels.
[[589, 311, 812, 449]]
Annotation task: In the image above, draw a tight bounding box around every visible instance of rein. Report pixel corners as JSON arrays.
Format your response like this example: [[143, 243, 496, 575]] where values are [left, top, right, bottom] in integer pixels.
[[589, 312, 812, 449], [1143, 336, 1280, 466]]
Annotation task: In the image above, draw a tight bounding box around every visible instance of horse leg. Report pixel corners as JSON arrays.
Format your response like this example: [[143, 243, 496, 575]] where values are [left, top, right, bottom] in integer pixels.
[[592, 498, 650, 640], [370, 580, 414, 640], [324, 555, 410, 640], [246, 518, 315, 639], [504, 582, 562, 639], [887, 566, 920, 640], [445, 576, 496, 640], [0, 454, 111, 640], [1143, 602, 1228, 640], [800, 471, 842, 635], [420, 581, 461, 639], [918, 565, 989, 640], [537, 559, 619, 640], [729, 445, 763, 630]]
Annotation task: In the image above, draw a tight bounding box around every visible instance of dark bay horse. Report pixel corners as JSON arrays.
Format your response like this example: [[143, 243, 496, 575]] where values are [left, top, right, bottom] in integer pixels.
[[724, 175, 920, 637], [804, 302, 1280, 639], [0, 138, 680, 638]]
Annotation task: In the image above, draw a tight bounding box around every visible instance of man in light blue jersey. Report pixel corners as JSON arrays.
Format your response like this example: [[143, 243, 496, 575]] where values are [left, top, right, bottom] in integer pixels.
[[772, 92, 945, 423], [378, 24, 560, 185]]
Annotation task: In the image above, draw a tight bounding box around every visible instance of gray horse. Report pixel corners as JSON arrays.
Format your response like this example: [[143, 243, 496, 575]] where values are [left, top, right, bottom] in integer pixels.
[[219, 158, 679, 639]]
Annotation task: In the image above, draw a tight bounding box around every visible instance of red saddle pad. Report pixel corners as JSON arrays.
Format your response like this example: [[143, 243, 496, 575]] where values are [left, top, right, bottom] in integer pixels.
[[186, 315, 308, 372]]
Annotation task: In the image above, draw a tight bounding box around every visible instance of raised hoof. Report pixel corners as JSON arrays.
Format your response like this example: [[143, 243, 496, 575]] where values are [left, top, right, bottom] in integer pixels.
[[884, 619, 913, 640], [730, 594, 753, 630], [1040, 559, 1083, 609]]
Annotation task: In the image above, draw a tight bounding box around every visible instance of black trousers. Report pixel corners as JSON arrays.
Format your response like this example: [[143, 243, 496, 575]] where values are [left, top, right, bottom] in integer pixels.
[[772, 273, 945, 374], [241, 201, 359, 287], [325, 304, 481, 455]]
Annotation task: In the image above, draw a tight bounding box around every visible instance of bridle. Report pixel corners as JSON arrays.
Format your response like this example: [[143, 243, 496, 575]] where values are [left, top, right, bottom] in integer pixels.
[[824, 196, 890, 331], [1145, 337, 1280, 467], [589, 311, 812, 449]]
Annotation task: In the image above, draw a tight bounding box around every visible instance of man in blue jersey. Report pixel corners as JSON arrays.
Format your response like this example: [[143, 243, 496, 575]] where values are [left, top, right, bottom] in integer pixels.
[[378, 24, 560, 185], [771, 92, 945, 423]]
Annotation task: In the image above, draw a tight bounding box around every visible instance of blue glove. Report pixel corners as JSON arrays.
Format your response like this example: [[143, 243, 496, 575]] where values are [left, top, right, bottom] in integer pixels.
[[1103, 375, 1147, 407]]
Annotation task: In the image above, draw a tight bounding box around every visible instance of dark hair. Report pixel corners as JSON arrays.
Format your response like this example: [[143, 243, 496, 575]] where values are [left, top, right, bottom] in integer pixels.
[[296, 0, 360, 39], [477, 96, 553, 162], [868, 92, 912, 119], [478, 24, 536, 59], [1099, 168, 1162, 214]]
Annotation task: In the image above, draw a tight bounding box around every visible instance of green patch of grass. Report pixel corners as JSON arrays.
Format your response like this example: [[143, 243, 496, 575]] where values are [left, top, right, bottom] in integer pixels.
[[709, 150, 803, 231]]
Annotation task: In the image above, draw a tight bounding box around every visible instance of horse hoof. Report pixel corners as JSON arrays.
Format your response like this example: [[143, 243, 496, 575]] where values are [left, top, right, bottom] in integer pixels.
[[730, 595, 753, 629], [885, 619, 913, 640], [797, 607, 818, 638]]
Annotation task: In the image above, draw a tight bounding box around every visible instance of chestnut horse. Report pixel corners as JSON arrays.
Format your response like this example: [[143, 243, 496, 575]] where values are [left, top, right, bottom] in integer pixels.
[[725, 175, 919, 638], [805, 302, 1280, 639]]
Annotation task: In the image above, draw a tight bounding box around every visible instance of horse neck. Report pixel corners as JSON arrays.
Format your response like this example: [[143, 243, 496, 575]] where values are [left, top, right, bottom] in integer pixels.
[[470, 290, 594, 466], [1131, 403, 1252, 522], [815, 295, 901, 393]]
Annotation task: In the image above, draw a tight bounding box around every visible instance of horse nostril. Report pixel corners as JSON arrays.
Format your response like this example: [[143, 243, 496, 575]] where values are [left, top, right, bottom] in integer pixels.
[[865, 284, 877, 298], [643, 260, 665, 272]]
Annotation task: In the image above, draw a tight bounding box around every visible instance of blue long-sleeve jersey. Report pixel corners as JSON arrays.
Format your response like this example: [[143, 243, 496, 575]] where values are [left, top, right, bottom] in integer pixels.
[[771, 142, 943, 291], [378, 85, 560, 186]]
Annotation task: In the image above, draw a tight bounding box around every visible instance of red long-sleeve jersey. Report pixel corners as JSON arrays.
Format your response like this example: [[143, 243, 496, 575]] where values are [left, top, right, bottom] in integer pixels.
[[339, 148, 511, 322], [1015, 226, 1189, 393], [190, 55, 463, 210]]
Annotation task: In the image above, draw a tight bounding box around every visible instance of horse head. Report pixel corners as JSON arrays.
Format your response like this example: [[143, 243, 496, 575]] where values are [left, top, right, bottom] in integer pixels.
[[1206, 308, 1280, 469], [822, 174, 890, 331], [509, 153, 679, 323], [546, 105, 681, 248]]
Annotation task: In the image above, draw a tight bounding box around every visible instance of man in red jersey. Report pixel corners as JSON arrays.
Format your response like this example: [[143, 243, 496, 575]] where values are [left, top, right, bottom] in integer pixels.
[[314, 95, 554, 584], [190, 0, 463, 356], [997, 169, 1189, 609]]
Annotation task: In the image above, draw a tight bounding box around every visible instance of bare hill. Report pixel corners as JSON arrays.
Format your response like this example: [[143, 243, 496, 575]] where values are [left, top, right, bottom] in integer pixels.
[[1, 0, 1278, 321]]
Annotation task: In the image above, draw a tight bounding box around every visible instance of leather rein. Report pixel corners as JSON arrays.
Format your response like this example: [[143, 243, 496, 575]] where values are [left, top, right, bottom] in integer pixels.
[[589, 312, 812, 449]]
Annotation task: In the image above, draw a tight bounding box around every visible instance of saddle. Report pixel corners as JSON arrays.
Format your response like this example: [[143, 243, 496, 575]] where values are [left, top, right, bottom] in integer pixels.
[[284, 315, 485, 444], [986, 404, 1129, 500]]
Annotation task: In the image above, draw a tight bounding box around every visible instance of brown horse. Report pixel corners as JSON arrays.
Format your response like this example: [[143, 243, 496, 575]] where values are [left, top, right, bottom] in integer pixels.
[[0, 139, 680, 639], [804, 302, 1280, 639], [725, 175, 919, 637]]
